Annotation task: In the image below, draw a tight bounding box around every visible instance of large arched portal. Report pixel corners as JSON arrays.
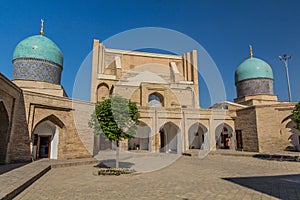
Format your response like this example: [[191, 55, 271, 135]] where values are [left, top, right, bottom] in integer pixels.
[[159, 122, 180, 153], [128, 121, 151, 151], [188, 123, 209, 150], [32, 116, 64, 160], [0, 102, 9, 164], [286, 120, 300, 151], [215, 123, 234, 150]]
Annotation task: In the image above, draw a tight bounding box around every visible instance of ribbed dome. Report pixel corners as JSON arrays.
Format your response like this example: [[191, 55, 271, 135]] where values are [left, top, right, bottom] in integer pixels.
[[235, 57, 273, 84], [13, 35, 63, 67]]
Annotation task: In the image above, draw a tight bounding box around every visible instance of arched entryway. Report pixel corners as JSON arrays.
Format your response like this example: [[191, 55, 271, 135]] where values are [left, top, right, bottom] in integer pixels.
[[159, 122, 180, 153], [286, 120, 300, 151], [0, 102, 9, 164], [215, 123, 234, 149], [32, 115, 64, 160], [128, 121, 151, 151], [188, 123, 208, 150]]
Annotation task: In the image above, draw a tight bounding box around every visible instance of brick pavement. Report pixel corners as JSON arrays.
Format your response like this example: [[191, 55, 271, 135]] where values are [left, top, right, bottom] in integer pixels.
[[15, 155, 300, 200], [0, 163, 27, 175], [0, 158, 98, 200]]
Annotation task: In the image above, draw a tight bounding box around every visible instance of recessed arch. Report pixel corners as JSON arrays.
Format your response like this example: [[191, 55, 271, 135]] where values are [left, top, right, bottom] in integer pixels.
[[188, 122, 209, 150], [215, 123, 234, 150], [159, 122, 181, 153], [186, 87, 195, 107], [35, 114, 65, 129], [285, 120, 300, 151], [281, 114, 292, 124], [148, 92, 164, 107], [0, 101, 9, 164], [97, 83, 110, 102], [128, 121, 151, 151], [32, 115, 65, 160]]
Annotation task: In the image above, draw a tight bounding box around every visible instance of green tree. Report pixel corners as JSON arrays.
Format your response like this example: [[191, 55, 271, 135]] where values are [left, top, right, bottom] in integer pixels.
[[292, 102, 300, 131], [89, 95, 140, 168]]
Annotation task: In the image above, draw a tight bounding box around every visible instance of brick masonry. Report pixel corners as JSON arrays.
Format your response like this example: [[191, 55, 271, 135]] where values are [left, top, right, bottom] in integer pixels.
[[0, 73, 93, 163]]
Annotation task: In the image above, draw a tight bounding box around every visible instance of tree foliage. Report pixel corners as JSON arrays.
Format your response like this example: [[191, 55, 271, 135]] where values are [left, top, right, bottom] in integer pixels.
[[292, 102, 300, 131], [89, 95, 140, 143]]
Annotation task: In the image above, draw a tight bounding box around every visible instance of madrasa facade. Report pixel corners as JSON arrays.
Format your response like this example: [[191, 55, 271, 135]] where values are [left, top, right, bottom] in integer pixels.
[[0, 27, 299, 164]]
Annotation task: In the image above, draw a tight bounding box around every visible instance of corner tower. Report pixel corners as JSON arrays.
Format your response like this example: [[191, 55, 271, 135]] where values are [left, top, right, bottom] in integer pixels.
[[234, 46, 277, 105], [12, 20, 66, 97]]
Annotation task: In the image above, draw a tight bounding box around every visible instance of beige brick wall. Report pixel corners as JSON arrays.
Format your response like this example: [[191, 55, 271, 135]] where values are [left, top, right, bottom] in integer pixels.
[[23, 91, 93, 159], [234, 102, 296, 153], [255, 103, 295, 153], [0, 73, 31, 163], [90, 40, 199, 108], [235, 107, 259, 152]]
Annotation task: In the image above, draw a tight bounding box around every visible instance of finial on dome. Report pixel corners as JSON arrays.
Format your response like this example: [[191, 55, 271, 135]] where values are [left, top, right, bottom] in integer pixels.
[[40, 19, 44, 36], [249, 45, 253, 58]]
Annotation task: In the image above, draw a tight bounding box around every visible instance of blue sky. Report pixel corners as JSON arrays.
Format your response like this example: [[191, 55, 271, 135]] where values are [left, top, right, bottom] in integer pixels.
[[0, 0, 299, 108]]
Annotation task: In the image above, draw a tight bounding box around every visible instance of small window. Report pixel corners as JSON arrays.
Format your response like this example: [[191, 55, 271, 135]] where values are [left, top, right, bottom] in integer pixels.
[[148, 92, 164, 107]]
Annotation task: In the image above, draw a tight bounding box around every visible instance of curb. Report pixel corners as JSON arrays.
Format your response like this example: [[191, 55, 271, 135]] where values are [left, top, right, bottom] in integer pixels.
[[0, 158, 99, 200]]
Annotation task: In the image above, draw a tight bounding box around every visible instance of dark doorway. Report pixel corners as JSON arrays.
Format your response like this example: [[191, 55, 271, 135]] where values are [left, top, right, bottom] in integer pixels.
[[37, 136, 51, 158], [236, 130, 243, 150], [0, 102, 9, 164], [160, 130, 165, 149]]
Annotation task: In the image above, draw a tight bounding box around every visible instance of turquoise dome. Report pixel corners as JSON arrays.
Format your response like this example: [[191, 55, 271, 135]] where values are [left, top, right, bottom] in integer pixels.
[[235, 57, 273, 84], [13, 35, 63, 67]]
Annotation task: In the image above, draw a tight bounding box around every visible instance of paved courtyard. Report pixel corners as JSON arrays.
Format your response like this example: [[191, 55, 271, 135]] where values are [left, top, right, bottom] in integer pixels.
[[15, 155, 300, 200]]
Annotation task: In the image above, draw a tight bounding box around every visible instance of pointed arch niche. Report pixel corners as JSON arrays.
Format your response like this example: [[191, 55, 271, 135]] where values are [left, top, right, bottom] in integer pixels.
[[159, 122, 181, 154], [215, 123, 234, 150], [0, 102, 9, 163], [32, 115, 65, 160], [97, 83, 110, 102], [128, 121, 151, 151], [188, 122, 209, 150], [285, 120, 300, 151]]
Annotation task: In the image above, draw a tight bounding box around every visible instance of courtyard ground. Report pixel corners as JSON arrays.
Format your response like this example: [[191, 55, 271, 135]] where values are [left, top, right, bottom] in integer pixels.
[[14, 154, 300, 200]]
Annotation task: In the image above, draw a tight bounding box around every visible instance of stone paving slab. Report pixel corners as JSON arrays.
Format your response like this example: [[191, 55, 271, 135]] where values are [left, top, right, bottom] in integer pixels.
[[95, 151, 181, 173], [0, 163, 28, 175], [14, 155, 300, 200], [49, 157, 99, 168], [0, 160, 50, 200], [0, 158, 98, 200]]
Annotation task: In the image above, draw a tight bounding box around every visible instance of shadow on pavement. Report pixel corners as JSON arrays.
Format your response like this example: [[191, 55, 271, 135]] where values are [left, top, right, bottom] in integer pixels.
[[0, 163, 29, 175], [253, 154, 300, 162], [223, 174, 300, 200], [98, 159, 135, 168]]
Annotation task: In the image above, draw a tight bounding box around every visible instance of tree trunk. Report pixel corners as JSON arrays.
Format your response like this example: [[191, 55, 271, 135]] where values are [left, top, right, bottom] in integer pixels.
[[116, 141, 120, 168]]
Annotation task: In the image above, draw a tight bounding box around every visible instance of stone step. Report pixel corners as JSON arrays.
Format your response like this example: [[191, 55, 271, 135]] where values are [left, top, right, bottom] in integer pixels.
[[0, 158, 99, 200], [0, 160, 50, 200]]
